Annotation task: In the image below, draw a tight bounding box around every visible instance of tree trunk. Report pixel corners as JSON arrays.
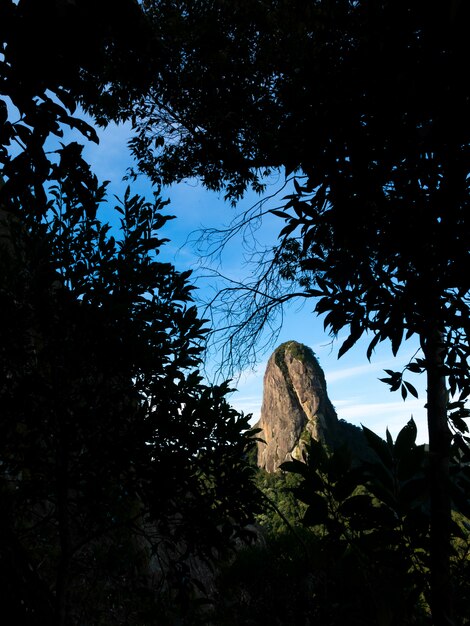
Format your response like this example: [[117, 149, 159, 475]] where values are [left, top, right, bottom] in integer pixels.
[[424, 328, 454, 625]]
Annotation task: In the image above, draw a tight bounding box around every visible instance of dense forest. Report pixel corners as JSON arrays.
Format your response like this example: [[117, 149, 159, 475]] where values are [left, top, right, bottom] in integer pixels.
[[1, 1, 469, 625]]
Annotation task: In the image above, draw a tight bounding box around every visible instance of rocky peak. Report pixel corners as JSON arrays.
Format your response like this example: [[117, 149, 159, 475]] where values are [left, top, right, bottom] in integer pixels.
[[257, 341, 338, 472]]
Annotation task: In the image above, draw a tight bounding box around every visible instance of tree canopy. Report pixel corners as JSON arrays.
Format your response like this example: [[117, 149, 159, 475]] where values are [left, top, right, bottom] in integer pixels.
[[2, 1, 470, 623], [132, 0, 470, 420], [132, 1, 470, 196], [1, 2, 260, 623], [129, 3, 470, 623]]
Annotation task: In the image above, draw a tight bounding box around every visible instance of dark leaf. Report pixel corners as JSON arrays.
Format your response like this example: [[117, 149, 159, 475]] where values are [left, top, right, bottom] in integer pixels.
[[280, 459, 309, 477], [338, 329, 362, 359], [404, 381, 419, 399], [394, 419, 417, 460], [362, 425, 393, 468], [302, 494, 329, 527], [338, 494, 374, 518]]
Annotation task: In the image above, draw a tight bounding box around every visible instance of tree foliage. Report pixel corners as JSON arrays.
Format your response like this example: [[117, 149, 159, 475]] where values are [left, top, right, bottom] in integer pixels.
[[215, 421, 470, 625], [279, 420, 470, 624], [1, 2, 261, 624], [1, 182, 259, 623], [3, 0, 470, 623], [132, 1, 469, 199], [130, 3, 470, 623]]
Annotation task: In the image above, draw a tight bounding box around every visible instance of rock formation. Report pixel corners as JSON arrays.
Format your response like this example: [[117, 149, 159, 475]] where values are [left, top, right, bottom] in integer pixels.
[[256, 341, 339, 472]]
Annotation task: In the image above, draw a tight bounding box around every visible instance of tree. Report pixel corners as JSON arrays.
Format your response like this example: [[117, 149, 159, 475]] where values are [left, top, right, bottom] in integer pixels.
[[129, 2, 470, 623], [1, 176, 259, 624], [1, 2, 260, 624], [280, 419, 470, 625]]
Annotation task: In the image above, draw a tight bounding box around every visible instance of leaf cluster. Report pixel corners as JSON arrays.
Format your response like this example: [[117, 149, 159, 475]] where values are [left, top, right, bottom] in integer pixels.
[[1, 5, 263, 623], [279, 419, 470, 623]]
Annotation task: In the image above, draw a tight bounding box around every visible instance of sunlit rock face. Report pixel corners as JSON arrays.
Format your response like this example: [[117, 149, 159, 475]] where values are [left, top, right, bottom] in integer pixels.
[[256, 341, 338, 472]]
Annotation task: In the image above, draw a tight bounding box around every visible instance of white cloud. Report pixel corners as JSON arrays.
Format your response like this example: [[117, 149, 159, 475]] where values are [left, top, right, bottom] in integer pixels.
[[337, 398, 423, 420], [326, 361, 388, 383], [230, 394, 262, 424], [334, 398, 428, 443], [237, 361, 268, 384]]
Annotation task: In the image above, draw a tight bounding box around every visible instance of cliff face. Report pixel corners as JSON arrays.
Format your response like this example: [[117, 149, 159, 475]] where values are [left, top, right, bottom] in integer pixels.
[[257, 341, 338, 472]]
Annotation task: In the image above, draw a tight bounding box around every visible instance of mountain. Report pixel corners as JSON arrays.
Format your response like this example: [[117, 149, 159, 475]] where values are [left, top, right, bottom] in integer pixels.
[[256, 341, 340, 472]]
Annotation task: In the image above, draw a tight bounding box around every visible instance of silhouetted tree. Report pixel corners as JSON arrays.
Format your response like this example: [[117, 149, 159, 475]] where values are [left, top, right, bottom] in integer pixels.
[[1, 3, 260, 624], [130, 3, 470, 623]]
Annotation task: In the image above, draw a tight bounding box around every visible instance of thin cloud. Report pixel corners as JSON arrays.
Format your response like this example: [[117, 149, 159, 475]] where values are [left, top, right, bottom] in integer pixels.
[[338, 398, 424, 420], [230, 395, 262, 424], [334, 398, 427, 442], [326, 361, 389, 383]]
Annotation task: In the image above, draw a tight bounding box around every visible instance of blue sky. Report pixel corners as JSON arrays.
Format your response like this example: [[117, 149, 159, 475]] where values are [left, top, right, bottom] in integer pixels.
[[74, 118, 429, 443]]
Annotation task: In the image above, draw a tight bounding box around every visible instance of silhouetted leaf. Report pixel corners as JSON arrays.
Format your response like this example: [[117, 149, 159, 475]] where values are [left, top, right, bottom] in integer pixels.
[[362, 425, 393, 468], [394, 419, 417, 460], [404, 381, 419, 399], [338, 329, 362, 359], [338, 494, 373, 518], [302, 494, 329, 526], [280, 459, 309, 478]]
